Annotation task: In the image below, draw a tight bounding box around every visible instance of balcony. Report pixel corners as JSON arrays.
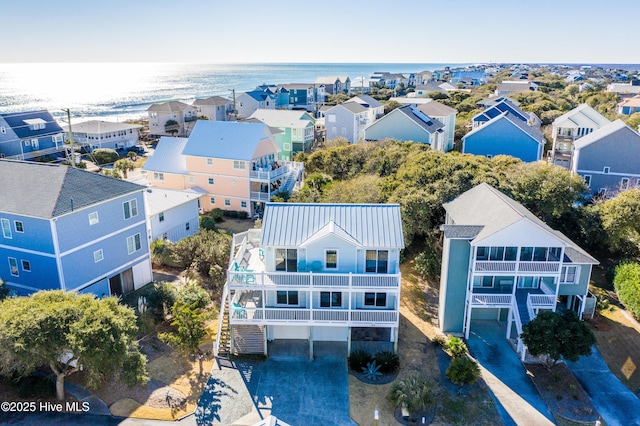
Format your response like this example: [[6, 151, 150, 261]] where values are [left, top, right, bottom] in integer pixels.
[[228, 270, 401, 290], [249, 161, 303, 182], [473, 261, 561, 274], [250, 191, 270, 202], [230, 306, 397, 326]]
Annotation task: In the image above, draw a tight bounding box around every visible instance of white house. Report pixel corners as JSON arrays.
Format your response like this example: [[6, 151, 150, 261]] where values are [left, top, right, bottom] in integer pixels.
[[236, 90, 276, 119], [215, 203, 405, 358], [192, 96, 233, 121], [144, 187, 204, 243], [61, 120, 142, 151], [323, 102, 370, 143], [147, 101, 197, 137]]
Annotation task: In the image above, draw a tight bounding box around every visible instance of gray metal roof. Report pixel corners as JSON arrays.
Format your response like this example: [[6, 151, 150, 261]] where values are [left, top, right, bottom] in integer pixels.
[[441, 225, 484, 239], [0, 160, 143, 218], [396, 105, 445, 134], [142, 137, 189, 174], [192, 96, 231, 106], [144, 188, 203, 216], [417, 101, 457, 117], [260, 203, 405, 249]]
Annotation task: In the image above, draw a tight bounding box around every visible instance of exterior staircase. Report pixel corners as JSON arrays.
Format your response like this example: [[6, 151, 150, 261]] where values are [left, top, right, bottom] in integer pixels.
[[280, 165, 302, 194], [515, 291, 531, 325], [232, 325, 265, 355], [216, 297, 231, 358]]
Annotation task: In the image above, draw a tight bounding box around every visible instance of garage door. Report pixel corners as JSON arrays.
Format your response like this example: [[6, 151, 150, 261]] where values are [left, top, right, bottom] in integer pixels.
[[268, 325, 309, 340]]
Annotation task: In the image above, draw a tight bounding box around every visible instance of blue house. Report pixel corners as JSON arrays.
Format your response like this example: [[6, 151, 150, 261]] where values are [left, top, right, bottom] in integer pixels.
[[0, 160, 153, 296], [472, 98, 540, 129], [463, 112, 545, 162], [0, 111, 66, 160], [364, 105, 445, 151]]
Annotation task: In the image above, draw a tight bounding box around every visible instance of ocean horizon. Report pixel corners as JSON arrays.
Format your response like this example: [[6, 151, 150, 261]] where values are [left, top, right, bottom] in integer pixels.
[[0, 62, 468, 123]]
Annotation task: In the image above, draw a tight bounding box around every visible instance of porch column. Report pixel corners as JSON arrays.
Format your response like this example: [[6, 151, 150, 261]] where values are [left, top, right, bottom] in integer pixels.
[[263, 326, 268, 356], [464, 301, 472, 339], [506, 307, 513, 339], [347, 327, 352, 356], [230, 325, 235, 356], [393, 327, 398, 354], [309, 327, 314, 359]]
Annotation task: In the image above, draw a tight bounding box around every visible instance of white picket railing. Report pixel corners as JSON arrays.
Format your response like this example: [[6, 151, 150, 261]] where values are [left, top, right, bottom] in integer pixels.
[[230, 307, 397, 325], [312, 310, 350, 322], [474, 261, 561, 273], [518, 262, 561, 273], [470, 294, 512, 306], [214, 283, 229, 357], [475, 261, 517, 272], [528, 294, 556, 309], [351, 310, 397, 323], [228, 270, 401, 289]]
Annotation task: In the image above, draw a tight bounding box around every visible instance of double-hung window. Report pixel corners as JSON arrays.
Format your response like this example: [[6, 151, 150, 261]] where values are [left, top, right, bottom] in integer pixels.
[[8, 258, 18, 276], [365, 250, 388, 273], [14, 221, 24, 233], [364, 292, 386, 307], [560, 266, 577, 283], [1, 219, 11, 239], [123, 199, 138, 219], [320, 292, 342, 308], [127, 233, 142, 254]]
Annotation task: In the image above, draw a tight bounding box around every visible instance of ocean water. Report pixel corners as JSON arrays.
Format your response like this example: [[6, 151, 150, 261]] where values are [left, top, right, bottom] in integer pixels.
[[0, 62, 464, 122]]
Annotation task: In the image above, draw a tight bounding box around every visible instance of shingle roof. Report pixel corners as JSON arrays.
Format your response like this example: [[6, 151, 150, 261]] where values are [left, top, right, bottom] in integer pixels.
[[61, 120, 142, 134], [349, 94, 383, 109], [395, 105, 445, 134], [142, 137, 188, 174], [261, 203, 405, 248], [573, 119, 635, 150], [0, 110, 63, 138], [337, 102, 368, 114], [0, 160, 143, 218], [417, 101, 457, 117], [192, 96, 231, 106], [181, 120, 274, 161], [443, 183, 597, 264], [147, 101, 193, 113], [473, 99, 530, 124], [441, 225, 484, 239], [315, 76, 349, 85]]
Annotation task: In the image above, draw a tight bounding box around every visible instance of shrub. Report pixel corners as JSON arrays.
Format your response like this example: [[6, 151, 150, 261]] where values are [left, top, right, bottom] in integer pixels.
[[349, 349, 373, 371], [361, 361, 383, 381], [176, 282, 211, 311], [414, 247, 442, 281], [237, 211, 248, 220], [150, 239, 175, 267], [388, 374, 433, 415], [200, 215, 217, 231], [445, 336, 467, 358], [613, 260, 640, 318], [374, 351, 400, 374], [432, 335, 447, 347], [147, 282, 177, 320], [446, 356, 480, 385], [91, 148, 119, 165], [210, 208, 224, 222]]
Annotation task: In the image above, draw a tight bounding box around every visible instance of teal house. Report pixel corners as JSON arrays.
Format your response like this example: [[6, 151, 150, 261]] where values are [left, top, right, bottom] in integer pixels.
[[249, 110, 315, 160], [439, 183, 598, 359]]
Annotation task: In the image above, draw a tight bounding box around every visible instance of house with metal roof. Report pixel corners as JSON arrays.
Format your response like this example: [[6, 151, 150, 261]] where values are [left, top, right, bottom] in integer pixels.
[[142, 121, 303, 217], [323, 102, 370, 143], [571, 119, 640, 195], [215, 202, 405, 358], [144, 187, 204, 243], [550, 104, 611, 168], [236, 90, 277, 119], [0, 111, 65, 160], [463, 112, 545, 162], [147, 101, 197, 137], [61, 120, 142, 151], [0, 160, 152, 297], [192, 96, 233, 121], [314, 76, 351, 96], [348, 94, 385, 122], [248, 110, 315, 160], [363, 105, 446, 151], [439, 183, 598, 360]]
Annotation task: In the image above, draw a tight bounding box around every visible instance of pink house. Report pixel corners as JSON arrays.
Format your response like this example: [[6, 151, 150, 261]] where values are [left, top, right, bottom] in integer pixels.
[[143, 121, 304, 217]]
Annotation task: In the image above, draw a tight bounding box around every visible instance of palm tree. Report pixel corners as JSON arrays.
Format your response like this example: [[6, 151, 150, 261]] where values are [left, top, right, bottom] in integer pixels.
[[388, 374, 433, 420]]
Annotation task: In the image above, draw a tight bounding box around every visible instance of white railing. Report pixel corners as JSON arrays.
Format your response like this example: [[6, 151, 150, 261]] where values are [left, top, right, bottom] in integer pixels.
[[249, 163, 301, 181], [518, 262, 560, 273], [230, 307, 397, 325], [313, 274, 349, 287], [228, 271, 401, 289], [528, 294, 556, 309], [264, 308, 310, 321], [351, 310, 397, 323], [352, 275, 399, 287], [475, 261, 516, 272], [312, 310, 349, 322], [474, 261, 561, 274], [511, 298, 526, 360], [470, 294, 512, 306], [250, 191, 270, 202]]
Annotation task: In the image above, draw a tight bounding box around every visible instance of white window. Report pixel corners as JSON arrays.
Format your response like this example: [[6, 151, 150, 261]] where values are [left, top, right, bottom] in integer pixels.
[[127, 233, 142, 254], [276, 290, 299, 305], [583, 175, 591, 187], [621, 178, 630, 190], [365, 250, 389, 273], [189, 176, 196, 184], [159, 212, 164, 222], [31, 139, 39, 149], [1, 218, 11, 239], [88, 212, 99, 225], [364, 292, 386, 307], [8, 257, 18, 276], [52, 134, 63, 143], [14, 221, 24, 233], [241, 201, 247, 208], [283, 143, 291, 151], [24, 139, 30, 147], [560, 266, 577, 283], [206, 158, 213, 166], [603, 166, 610, 174], [233, 160, 246, 170], [325, 249, 338, 269], [210, 197, 215, 204], [94, 249, 104, 263], [153, 172, 164, 181], [21, 260, 31, 272], [328, 114, 336, 123], [123, 199, 138, 219], [208, 177, 215, 185], [224, 199, 231, 206], [320, 291, 342, 308]]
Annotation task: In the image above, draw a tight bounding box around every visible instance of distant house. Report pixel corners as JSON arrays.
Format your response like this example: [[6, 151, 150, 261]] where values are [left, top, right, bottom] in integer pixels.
[[495, 80, 538, 96], [616, 96, 640, 115], [142, 121, 304, 217], [472, 98, 540, 129], [323, 102, 370, 143], [217, 202, 404, 357], [571, 119, 640, 195], [369, 72, 409, 89], [413, 82, 457, 97], [451, 71, 488, 86], [144, 187, 203, 243], [606, 81, 640, 95], [0, 111, 65, 160], [462, 112, 545, 162], [439, 183, 598, 360], [417, 101, 457, 152], [249, 109, 315, 160], [476, 96, 520, 109], [364, 105, 445, 151], [550, 104, 611, 168], [61, 120, 142, 151], [348, 94, 385, 121], [147, 101, 197, 137], [236, 90, 277, 119], [277, 84, 317, 111], [315, 76, 351, 96], [192, 96, 233, 121], [0, 160, 152, 296]]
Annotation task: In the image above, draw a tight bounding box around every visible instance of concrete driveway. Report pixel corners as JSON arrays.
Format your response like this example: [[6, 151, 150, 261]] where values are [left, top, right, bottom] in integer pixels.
[[566, 346, 640, 426], [466, 320, 554, 426]]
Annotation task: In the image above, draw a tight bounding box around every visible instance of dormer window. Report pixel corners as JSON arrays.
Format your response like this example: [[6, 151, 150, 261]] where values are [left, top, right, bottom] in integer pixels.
[[603, 166, 610, 174]]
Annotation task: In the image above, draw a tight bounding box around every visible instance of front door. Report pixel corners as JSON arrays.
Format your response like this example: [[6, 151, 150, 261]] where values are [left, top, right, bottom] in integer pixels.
[[121, 268, 134, 294], [109, 274, 122, 296]]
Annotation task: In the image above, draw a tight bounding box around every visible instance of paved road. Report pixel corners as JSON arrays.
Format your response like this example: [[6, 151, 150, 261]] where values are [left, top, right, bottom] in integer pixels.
[[567, 346, 640, 426]]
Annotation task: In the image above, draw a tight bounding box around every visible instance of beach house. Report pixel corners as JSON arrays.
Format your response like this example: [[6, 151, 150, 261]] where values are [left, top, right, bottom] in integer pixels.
[[147, 101, 197, 137], [0, 160, 152, 296], [192, 96, 233, 121], [0, 111, 65, 160], [248, 109, 315, 160], [144, 187, 204, 243], [215, 203, 404, 358], [363, 105, 445, 150], [438, 183, 598, 359], [61, 120, 142, 151]]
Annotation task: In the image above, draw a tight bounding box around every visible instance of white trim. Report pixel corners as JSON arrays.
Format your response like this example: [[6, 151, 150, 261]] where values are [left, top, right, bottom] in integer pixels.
[[325, 248, 338, 270], [123, 198, 139, 220], [576, 169, 640, 178], [8, 257, 19, 276], [88, 211, 99, 225], [59, 219, 145, 257], [14, 220, 24, 233], [1, 218, 12, 239], [50, 220, 66, 290], [21, 259, 31, 272], [3, 281, 42, 292], [69, 254, 150, 293], [94, 249, 104, 263]]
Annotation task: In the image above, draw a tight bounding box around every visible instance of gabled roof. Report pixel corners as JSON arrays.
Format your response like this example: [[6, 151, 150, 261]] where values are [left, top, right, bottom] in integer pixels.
[[192, 96, 231, 106], [472, 99, 529, 124], [477, 96, 519, 108], [496, 80, 537, 93], [242, 90, 275, 102], [328, 102, 368, 114], [315, 76, 349, 85], [261, 203, 404, 248], [618, 96, 640, 108], [417, 101, 457, 117], [463, 112, 544, 143], [182, 120, 274, 161], [573, 119, 637, 150], [552, 104, 610, 129], [415, 82, 447, 93], [144, 187, 204, 216], [443, 183, 597, 264], [393, 105, 444, 134], [61, 120, 142, 134], [248, 109, 314, 129], [300, 220, 361, 247], [142, 137, 188, 174], [349, 94, 383, 109], [278, 83, 314, 91], [0, 160, 143, 218], [0, 110, 63, 138], [147, 101, 193, 113]]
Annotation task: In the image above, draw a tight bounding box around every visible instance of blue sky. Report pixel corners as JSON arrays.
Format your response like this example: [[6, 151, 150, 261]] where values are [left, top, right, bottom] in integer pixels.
[[4, 0, 638, 64]]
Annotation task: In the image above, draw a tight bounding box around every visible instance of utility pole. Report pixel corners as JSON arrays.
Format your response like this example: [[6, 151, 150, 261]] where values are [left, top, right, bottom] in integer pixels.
[[61, 108, 75, 167], [231, 89, 238, 121]]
